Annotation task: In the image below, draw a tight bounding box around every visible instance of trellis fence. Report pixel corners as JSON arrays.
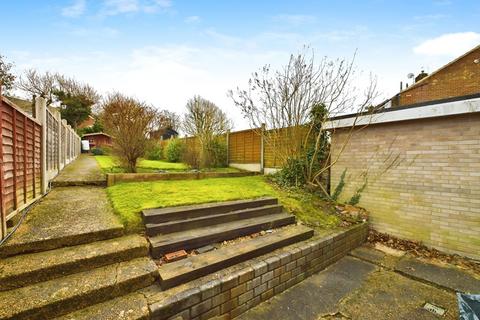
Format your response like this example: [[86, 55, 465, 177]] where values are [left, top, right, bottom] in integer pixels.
[[0, 94, 80, 240]]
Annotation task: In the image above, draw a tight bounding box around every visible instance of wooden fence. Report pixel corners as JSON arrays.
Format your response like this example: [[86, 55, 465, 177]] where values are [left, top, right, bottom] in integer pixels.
[[0, 94, 80, 240]]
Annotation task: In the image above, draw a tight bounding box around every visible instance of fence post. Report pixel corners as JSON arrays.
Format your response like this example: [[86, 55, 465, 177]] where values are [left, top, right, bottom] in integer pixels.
[[0, 86, 6, 239], [55, 110, 62, 172], [226, 130, 230, 165], [35, 97, 48, 194], [260, 123, 265, 174]]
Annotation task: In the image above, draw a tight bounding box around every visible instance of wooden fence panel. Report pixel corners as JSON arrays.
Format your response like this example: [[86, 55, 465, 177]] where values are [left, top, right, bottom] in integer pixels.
[[0, 96, 81, 240], [228, 129, 261, 164]]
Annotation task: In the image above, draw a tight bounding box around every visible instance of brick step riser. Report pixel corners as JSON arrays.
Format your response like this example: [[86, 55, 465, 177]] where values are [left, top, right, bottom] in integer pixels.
[[150, 216, 296, 258], [160, 229, 314, 289], [0, 246, 148, 292], [146, 206, 284, 236], [143, 198, 278, 224]]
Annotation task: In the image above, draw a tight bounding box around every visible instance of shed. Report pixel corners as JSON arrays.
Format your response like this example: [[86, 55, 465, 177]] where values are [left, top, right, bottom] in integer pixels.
[[82, 132, 112, 149]]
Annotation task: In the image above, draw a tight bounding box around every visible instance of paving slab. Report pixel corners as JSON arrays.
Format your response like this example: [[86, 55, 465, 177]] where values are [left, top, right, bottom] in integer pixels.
[[0, 186, 123, 257], [349, 246, 386, 265], [52, 154, 105, 186], [237, 256, 377, 320], [239, 255, 461, 320], [395, 255, 480, 294]]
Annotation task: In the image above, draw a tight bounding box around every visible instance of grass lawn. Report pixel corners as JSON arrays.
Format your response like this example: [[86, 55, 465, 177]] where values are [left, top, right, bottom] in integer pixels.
[[107, 175, 340, 233], [95, 155, 188, 173], [95, 155, 240, 173]]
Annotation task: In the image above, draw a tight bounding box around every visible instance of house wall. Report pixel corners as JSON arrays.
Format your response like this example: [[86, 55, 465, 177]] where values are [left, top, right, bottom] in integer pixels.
[[330, 113, 480, 259], [398, 46, 480, 106]]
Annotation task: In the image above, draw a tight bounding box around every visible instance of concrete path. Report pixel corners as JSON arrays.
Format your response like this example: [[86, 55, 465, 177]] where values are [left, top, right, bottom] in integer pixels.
[[0, 186, 123, 257], [239, 252, 462, 319], [52, 154, 105, 186]]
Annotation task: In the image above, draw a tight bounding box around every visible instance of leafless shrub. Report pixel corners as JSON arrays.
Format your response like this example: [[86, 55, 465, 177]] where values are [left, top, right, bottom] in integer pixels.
[[101, 93, 158, 172]]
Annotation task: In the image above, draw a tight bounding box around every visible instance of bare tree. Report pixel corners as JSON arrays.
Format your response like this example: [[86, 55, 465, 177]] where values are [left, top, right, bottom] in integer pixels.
[[183, 95, 231, 167], [158, 109, 180, 131], [18, 69, 57, 104], [101, 93, 158, 172], [229, 47, 379, 196]]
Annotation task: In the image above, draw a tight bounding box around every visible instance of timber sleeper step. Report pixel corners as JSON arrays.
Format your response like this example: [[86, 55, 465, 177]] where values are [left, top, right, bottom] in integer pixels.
[[149, 212, 296, 258], [159, 225, 314, 289], [0, 234, 149, 291], [145, 204, 284, 236], [0, 257, 158, 320], [142, 197, 278, 224]]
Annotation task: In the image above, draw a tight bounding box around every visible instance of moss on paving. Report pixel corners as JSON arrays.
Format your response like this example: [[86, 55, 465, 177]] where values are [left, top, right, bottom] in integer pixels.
[[107, 176, 340, 233]]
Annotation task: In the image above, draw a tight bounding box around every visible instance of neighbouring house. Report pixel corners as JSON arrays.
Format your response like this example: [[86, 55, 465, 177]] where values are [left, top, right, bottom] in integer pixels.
[[78, 115, 96, 129], [382, 44, 480, 108], [326, 45, 480, 260], [82, 132, 112, 149], [149, 127, 179, 140]]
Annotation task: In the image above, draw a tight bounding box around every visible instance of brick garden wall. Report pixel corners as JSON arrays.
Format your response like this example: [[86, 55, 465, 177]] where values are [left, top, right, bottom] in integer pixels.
[[330, 113, 480, 259], [151, 223, 368, 320]]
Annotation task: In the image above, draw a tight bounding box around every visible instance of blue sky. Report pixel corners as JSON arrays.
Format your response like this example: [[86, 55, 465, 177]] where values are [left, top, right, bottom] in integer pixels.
[[2, 0, 480, 129]]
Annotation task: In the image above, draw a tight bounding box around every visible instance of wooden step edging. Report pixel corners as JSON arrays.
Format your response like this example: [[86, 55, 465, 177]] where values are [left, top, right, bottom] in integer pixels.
[[143, 197, 278, 224], [148, 223, 368, 320], [107, 171, 258, 187], [159, 225, 314, 289], [146, 204, 284, 236], [149, 213, 296, 258]]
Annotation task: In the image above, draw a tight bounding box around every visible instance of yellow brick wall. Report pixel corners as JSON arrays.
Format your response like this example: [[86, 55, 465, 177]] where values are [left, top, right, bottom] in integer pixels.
[[330, 113, 480, 259]]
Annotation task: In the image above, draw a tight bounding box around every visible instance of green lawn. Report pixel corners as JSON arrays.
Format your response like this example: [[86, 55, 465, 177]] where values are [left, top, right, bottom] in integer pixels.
[[106, 175, 340, 233], [95, 155, 188, 173]]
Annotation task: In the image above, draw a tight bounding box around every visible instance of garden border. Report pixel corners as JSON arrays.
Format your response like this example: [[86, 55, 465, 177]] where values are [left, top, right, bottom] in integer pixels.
[[106, 171, 258, 186]]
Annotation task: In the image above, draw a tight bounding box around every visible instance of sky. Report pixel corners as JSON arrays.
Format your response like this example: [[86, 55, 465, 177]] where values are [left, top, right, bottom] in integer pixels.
[[1, 0, 480, 130]]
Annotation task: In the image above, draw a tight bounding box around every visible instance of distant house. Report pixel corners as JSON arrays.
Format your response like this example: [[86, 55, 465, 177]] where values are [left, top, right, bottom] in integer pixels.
[[82, 132, 112, 149], [383, 44, 480, 109], [78, 115, 96, 129], [149, 128, 179, 140]]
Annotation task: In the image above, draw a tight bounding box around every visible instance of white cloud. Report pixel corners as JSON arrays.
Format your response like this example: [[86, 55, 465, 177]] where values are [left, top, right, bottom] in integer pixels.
[[61, 0, 86, 17], [413, 32, 480, 56], [101, 0, 172, 16], [184, 15, 200, 23]]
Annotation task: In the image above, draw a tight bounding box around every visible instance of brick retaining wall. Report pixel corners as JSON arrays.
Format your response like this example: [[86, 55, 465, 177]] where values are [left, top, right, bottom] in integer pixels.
[[150, 223, 368, 320]]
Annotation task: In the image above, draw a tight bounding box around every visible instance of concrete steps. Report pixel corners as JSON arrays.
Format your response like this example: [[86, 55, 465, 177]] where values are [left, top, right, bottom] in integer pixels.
[[149, 212, 296, 258], [142, 197, 278, 224], [54, 292, 150, 320], [146, 204, 283, 236], [0, 257, 157, 320], [159, 225, 314, 289], [0, 234, 149, 291]]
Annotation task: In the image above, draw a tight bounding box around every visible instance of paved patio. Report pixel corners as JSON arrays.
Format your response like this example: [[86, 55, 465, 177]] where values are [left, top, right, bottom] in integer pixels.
[[237, 245, 480, 320]]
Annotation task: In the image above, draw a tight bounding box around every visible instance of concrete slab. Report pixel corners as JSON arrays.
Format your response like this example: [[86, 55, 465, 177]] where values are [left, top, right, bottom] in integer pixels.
[[239, 255, 461, 320], [52, 154, 105, 186], [340, 268, 458, 319], [395, 256, 480, 294], [237, 256, 376, 320], [349, 246, 386, 265], [0, 186, 123, 257]]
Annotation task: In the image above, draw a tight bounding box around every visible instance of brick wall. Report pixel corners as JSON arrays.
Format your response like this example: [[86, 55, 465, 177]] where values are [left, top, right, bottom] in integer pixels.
[[330, 113, 480, 259], [397, 46, 480, 106], [150, 223, 368, 320]]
